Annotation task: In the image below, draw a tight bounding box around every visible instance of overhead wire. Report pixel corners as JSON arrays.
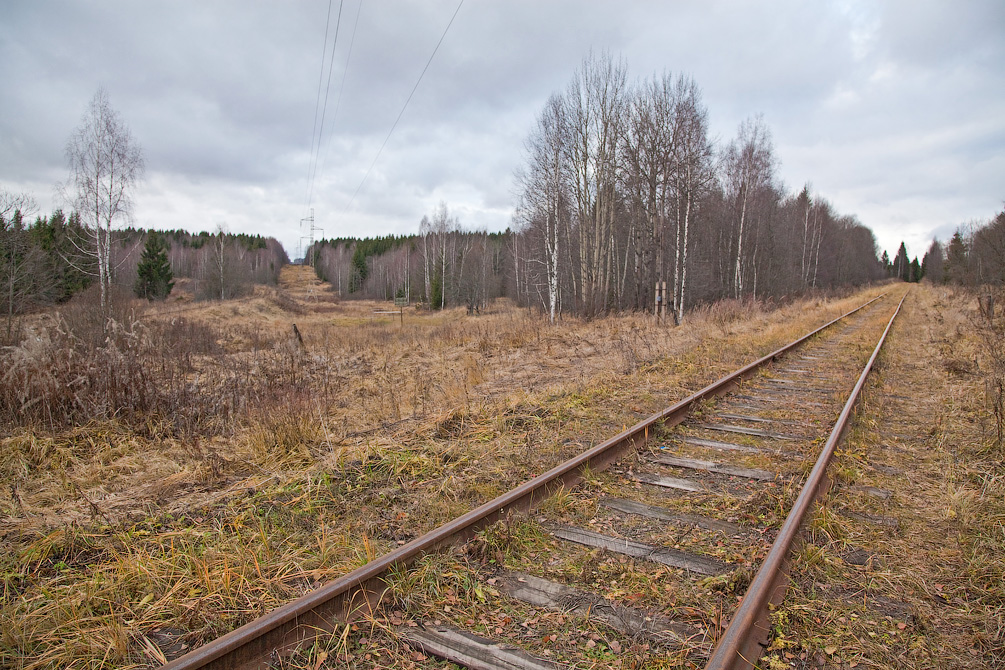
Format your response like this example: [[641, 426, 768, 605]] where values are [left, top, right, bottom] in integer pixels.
[[341, 0, 465, 215], [303, 0, 334, 215], [306, 0, 345, 214], [317, 0, 363, 194]]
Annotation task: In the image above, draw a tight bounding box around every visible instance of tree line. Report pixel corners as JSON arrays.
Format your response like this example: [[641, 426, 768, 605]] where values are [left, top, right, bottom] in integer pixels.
[[920, 208, 1005, 286], [0, 198, 92, 336], [310, 53, 884, 319], [1, 88, 289, 337], [0, 197, 288, 317], [514, 52, 883, 321], [310, 201, 509, 314]]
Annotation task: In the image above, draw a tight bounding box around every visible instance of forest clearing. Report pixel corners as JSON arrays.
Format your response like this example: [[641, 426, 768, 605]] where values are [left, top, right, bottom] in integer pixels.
[[3, 3, 1002, 667], [1, 270, 1001, 669]]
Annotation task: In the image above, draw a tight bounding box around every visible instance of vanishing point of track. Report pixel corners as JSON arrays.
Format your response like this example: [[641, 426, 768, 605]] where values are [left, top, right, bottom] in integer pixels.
[[162, 290, 907, 670]]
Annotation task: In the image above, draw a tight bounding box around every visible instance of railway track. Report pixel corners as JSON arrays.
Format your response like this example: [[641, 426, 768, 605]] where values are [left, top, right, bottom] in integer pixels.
[[161, 290, 906, 670]]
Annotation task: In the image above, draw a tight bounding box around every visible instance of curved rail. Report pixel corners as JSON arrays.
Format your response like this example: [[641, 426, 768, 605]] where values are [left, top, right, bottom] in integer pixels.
[[705, 291, 907, 670], [161, 293, 887, 670]]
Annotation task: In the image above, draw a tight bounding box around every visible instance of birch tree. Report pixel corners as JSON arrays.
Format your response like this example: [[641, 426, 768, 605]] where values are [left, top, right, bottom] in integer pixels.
[[565, 51, 628, 317], [671, 77, 714, 322], [622, 72, 681, 311], [64, 88, 144, 313], [517, 94, 569, 323], [419, 202, 456, 309], [722, 115, 775, 298]]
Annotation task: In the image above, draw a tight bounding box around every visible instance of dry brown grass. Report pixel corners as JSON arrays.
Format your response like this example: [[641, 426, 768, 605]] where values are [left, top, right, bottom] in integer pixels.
[[0, 266, 891, 668]]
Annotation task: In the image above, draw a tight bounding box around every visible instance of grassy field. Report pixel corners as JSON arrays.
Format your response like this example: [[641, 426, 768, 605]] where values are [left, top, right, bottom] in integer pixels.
[[1, 270, 995, 669]]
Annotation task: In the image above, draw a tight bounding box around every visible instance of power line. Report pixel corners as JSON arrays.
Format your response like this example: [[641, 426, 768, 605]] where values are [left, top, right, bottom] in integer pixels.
[[342, 0, 465, 215], [303, 0, 334, 214], [317, 0, 363, 195], [306, 0, 345, 214]]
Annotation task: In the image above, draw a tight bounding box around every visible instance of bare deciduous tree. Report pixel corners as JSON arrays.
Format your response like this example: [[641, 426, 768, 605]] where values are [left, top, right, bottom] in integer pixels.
[[723, 115, 775, 298], [622, 72, 681, 311], [671, 76, 714, 322], [565, 51, 628, 317], [517, 93, 569, 323], [0, 190, 36, 223], [64, 88, 144, 313]]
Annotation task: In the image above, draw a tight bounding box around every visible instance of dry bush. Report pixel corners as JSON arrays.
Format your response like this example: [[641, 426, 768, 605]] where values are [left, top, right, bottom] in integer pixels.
[[0, 292, 303, 437], [1, 313, 159, 431], [972, 287, 1005, 450], [692, 297, 765, 333], [268, 289, 307, 315]]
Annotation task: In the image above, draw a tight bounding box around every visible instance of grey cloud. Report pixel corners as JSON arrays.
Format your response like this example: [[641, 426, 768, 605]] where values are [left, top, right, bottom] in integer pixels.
[[1, 0, 1001, 259]]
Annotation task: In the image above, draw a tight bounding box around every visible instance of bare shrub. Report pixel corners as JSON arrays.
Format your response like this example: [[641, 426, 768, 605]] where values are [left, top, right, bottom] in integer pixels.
[[1, 292, 234, 434], [152, 316, 222, 358], [2, 315, 160, 430], [692, 297, 764, 333], [269, 289, 307, 315], [973, 287, 1005, 449]]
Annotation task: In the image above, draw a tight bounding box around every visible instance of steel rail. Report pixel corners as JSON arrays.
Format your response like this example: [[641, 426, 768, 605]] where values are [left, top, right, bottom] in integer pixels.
[[160, 293, 886, 670], [705, 291, 908, 670]]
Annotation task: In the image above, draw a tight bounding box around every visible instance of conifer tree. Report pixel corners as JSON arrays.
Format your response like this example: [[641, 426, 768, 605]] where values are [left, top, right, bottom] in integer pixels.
[[893, 242, 910, 281], [945, 231, 970, 285], [880, 250, 892, 277], [135, 231, 174, 300]]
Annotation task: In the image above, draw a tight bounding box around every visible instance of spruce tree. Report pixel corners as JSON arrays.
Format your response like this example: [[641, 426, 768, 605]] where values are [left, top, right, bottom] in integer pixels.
[[135, 231, 174, 300], [880, 250, 892, 277], [945, 231, 969, 285], [894, 242, 910, 282]]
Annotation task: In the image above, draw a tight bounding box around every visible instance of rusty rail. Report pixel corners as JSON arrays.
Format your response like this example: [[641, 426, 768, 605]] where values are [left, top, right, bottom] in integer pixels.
[[161, 294, 886, 670], [704, 291, 907, 670]]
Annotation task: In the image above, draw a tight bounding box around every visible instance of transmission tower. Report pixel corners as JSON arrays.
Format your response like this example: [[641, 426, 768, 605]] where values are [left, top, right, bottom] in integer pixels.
[[300, 209, 324, 267]]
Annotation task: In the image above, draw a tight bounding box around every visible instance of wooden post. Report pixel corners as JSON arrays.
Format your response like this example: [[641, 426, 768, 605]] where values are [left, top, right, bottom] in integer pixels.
[[395, 296, 408, 325], [654, 282, 666, 322]]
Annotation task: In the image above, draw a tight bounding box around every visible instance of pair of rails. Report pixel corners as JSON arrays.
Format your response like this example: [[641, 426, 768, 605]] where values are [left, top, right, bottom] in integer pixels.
[[162, 291, 906, 670]]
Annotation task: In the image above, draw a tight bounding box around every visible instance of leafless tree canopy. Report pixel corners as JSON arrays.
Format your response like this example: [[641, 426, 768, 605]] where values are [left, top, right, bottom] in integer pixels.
[[64, 88, 145, 312], [307, 53, 886, 318], [932, 210, 1005, 287], [512, 53, 883, 320]]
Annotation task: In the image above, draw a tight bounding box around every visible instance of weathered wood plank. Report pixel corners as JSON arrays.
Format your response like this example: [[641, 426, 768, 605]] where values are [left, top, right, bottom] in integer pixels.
[[763, 379, 836, 393], [401, 623, 564, 670], [494, 571, 703, 648], [678, 436, 763, 453], [548, 524, 729, 575], [727, 403, 775, 413], [837, 508, 899, 529], [849, 485, 893, 500], [732, 393, 824, 407], [633, 472, 705, 492], [714, 412, 769, 424], [715, 412, 809, 427], [869, 463, 904, 476], [650, 455, 777, 481], [599, 496, 747, 536], [695, 423, 802, 441]]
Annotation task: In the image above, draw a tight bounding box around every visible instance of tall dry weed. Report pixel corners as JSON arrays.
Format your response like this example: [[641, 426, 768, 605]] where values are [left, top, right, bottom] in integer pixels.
[[0, 294, 299, 437], [692, 297, 765, 334], [973, 287, 1005, 450]]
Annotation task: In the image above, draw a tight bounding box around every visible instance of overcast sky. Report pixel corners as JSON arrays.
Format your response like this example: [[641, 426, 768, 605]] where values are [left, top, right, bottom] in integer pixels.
[[2, 1, 1002, 260]]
